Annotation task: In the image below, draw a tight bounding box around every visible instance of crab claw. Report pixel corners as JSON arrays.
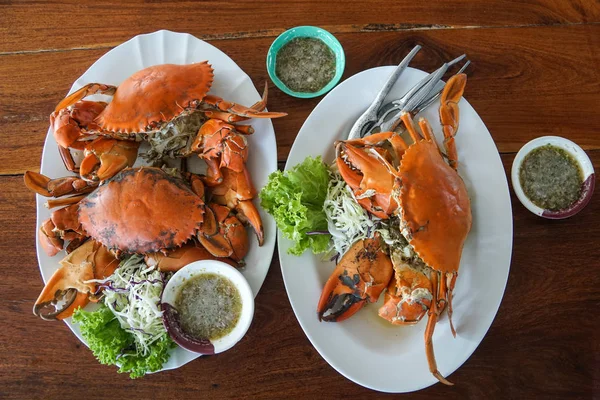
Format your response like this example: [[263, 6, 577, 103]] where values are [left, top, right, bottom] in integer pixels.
[[79, 138, 140, 182], [39, 219, 64, 257], [37, 204, 88, 257], [50, 99, 109, 149], [317, 237, 393, 322], [210, 167, 264, 246], [192, 119, 251, 168], [24, 171, 97, 198], [198, 203, 249, 262], [335, 141, 399, 219], [234, 199, 264, 246], [33, 240, 118, 320]]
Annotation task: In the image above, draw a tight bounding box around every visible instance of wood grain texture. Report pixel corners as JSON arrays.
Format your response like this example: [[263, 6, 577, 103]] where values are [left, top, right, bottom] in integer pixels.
[[1, 151, 599, 399], [2, 0, 600, 397], [1, 23, 599, 175], [1, 0, 599, 53]]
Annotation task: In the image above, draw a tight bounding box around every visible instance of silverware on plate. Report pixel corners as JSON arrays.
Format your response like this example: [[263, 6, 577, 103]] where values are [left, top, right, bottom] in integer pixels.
[[346, 45, 470, 140]]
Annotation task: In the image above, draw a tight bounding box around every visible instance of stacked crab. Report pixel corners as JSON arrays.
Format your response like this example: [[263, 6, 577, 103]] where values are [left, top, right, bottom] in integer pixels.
[[25, 62, 285, 321]]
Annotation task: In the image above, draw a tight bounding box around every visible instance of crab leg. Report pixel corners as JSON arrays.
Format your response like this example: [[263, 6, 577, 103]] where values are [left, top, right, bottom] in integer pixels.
[[439, 74, 467, 170], [388, 134, 409, 160], [39, 219, 64, 257], [424, 272, 454, 386], [343, 131, 394, 147], [417, 118, 443, 156], [24, 171, 97, 198], [234, 199, 264, 247], [197, 203, 250, 261], [54, 83, 117, 113], [400, 112, 423, 143], [410, 60, 470, 118], [52, 100, 108, 150], [445, 271, 458, 337], [58, 146, 79, 173], [202, 83, 287, 121], [192, 119, 250, 174], [38, 203, 88, 257], [204, 83, 276, 122], [45, 194, 88, 209]]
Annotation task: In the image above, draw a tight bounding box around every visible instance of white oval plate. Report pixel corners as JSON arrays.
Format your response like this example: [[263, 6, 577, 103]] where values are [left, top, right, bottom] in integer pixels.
[[279, 66, 513, 392], [35, 30, 277, 372]]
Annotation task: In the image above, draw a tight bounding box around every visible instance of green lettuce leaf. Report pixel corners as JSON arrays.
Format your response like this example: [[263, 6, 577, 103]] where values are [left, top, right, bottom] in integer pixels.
[[260, 156, 331, 255], [73, 304, 175, 379], [116, 333, 174, 379], [73, 304, 132, 366]]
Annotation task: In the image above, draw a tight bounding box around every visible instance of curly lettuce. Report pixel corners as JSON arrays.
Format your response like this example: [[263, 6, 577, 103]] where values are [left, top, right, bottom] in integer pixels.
[[260, 156, 331, 255], [73, 303, 175, 379], [73, 304, 132, 366]]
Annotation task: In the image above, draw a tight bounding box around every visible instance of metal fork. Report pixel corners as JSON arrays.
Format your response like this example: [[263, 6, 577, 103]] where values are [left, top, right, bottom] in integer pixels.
[[346, 45, 422, 140], [375, 58, 470, 133], [346, 49, 469, 139]]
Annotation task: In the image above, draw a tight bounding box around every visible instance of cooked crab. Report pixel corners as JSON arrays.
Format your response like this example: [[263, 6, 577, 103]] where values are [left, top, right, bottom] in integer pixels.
[[78, 167, 206, 254], [51, 62, 285, 170], [318, 74, 472, 385]]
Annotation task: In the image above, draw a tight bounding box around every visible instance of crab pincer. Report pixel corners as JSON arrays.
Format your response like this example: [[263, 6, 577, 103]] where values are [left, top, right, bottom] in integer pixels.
[[33, 240, 119, 320], [317, 236, 393, 322]]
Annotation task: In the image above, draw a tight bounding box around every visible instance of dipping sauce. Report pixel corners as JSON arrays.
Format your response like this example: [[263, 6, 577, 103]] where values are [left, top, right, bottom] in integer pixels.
[[275, 37, 336, 93], [519, 144, 583, 210], [175, 273, 242, 341]]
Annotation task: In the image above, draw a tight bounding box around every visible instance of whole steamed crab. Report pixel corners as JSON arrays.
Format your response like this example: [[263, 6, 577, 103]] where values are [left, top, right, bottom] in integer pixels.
[[317, 53, 472, 386]]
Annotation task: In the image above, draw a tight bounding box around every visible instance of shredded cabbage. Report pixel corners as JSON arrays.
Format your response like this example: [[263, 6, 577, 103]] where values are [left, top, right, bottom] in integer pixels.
[[323, 167, 379, 257], [323, 165, 417, 259], [90, 255, 166, 357]]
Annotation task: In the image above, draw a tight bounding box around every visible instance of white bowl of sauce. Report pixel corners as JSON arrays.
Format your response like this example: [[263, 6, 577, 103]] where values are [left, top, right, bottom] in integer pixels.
[[511, 136, 595, 219], [161, 260, 254, 355]]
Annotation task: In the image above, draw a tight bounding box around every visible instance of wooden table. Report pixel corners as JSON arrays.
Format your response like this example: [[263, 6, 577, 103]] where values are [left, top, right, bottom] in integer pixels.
[[1, 1, 599, 398]]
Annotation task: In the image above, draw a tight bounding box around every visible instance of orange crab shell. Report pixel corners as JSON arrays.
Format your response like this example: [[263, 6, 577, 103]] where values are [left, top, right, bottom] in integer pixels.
[[78, 167, 205, 254], [96, 62, 214, 133], [398, 140, 472, 274]]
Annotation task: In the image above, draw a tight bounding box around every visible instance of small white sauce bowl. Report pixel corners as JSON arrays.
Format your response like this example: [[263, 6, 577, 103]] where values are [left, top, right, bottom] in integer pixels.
[[511, 136, 595, 219], [162, 260, 254, 354]]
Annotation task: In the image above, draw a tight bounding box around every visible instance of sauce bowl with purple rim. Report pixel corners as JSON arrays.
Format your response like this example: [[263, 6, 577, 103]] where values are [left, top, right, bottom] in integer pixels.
[[511, 136, 595, 219], [161, 260, 254, 355]]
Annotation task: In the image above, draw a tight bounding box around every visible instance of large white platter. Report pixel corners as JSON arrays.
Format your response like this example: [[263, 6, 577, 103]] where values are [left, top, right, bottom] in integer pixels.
[[36, 30, 277, 371], [279, 66, 513, 392]]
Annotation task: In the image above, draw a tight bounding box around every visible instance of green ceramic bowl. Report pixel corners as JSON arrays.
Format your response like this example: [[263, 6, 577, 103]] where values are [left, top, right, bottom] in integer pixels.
[[267, 26, 345, 99]]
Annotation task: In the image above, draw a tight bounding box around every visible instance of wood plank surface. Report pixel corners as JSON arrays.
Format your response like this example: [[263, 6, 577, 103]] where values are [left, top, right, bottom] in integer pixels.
[[1, 23, 599, 175], [2, 0, 600, 398], [1, 151, 598, 399], [1, 0, 599, 53]]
